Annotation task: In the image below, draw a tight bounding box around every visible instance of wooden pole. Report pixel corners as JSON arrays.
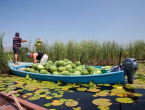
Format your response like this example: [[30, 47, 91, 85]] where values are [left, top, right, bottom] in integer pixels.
[[7, 91, 23, 110]]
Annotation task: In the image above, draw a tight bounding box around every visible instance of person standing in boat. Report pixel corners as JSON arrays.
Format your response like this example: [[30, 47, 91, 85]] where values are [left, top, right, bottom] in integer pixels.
[[35, 38, 42, 52], [27, 52, 48, 64], [13, 32, 27, 64]]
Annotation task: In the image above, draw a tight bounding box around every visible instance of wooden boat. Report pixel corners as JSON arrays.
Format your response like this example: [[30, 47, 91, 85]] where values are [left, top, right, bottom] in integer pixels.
[[0, 92, 47, 110], [8, 61, 124, 84]]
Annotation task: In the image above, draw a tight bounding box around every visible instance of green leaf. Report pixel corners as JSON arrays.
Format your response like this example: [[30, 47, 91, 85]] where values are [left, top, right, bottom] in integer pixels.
[[133, 93, 143, 97], [65, 100, 78, 107], [77, 87, 87, 91], [92, 98, 112, 107], [44, 103, 51, 107], [116, 98, 134, 103]]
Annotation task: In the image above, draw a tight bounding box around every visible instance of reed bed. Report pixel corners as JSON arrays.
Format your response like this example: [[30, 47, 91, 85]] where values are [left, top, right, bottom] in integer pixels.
[[0, 33, 11, 74], [1, 33, 145, 74]]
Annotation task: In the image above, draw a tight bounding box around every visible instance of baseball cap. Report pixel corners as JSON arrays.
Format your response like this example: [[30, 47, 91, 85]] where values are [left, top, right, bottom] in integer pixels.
[[27, 52, 31, 58]]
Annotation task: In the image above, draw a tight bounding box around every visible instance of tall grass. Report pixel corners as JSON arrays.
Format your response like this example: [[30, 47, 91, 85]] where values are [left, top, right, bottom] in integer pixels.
[[1, 33, 145, 75], [7, 39, 145, 65], [0, 33, 11, 74]]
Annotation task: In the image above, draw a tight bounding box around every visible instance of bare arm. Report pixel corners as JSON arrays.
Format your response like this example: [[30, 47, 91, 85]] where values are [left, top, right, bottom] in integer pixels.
[[32, 53, 37, 64], [21, 40, 27, 42]]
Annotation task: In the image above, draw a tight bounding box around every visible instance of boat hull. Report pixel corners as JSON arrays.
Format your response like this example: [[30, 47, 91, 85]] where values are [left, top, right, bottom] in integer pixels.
[[9, 62, 124, 84]]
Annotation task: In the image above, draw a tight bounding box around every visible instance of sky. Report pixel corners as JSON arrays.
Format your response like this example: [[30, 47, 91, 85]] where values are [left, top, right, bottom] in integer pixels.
[[0, 0, 145, 48]]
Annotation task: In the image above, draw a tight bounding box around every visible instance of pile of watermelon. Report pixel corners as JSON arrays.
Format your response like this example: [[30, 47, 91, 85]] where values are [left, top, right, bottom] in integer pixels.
[[25, 59, 102, 75]]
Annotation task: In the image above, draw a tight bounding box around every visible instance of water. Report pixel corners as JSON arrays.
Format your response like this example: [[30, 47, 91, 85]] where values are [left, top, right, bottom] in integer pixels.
[[0, 76, 145, 110], [24, 85, 145, 110]]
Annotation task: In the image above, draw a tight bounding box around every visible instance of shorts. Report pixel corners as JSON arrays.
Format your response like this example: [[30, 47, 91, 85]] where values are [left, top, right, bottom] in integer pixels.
[[40, 54, 48, 64], [13, 47, 20, 54]]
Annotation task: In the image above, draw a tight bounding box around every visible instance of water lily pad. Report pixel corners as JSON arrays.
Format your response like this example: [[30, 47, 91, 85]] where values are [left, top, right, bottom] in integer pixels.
[[77, 87, 87, 92], [45, 91, 51, 94], [46, 96, 53, 99], [23, 87, 30, 90], [125, 84, 134, 89], [68, 90, 74, 92], [112, 84, 123, 89], [116, 98, 134, 103], [81, 84, 89, 87], [44, 103, 51, 107], [51, 100, 63, 106], [59, 99, 67, 103], [39, 94, 47, 97], [54, 95, 63, 98], [58, 91, 64, 93], [104, 84, 111, 86], [15, 81, 24, 84], [21, 95, 28, 99], [61, 88, 69, 91], [54, 88, 61, 91], [93, 91, 109, 97], [92, 98, 112, 107], [28, 96, 40, 100], [51, 93, 58, 96], [15, 93, 20, 97], [0, 88, 6, 91], [103, 90, 110, 92], [65, 100, 78, 107], [133, 93, 143, 97], [72, 107, 81, 110], [97, 84, 103, 86], [25, 93, 33, 96], [16, 89, 23, 92], [98, 106, 109, 110], [111, 88, 128, 97], [87, 88, 100, 92]]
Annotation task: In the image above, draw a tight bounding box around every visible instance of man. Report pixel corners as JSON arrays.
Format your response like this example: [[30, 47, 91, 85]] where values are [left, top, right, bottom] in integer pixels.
[[13, 32, 27, 64], [27, 52, 48, 64], [35, 38, 42, 52]]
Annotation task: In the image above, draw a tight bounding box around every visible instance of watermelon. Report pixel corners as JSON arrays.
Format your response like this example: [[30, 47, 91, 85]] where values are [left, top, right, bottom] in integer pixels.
[[61, 71, 70, 75], [37, 64, 44, 71], [25, 68, 30, 72], [40, 70, 48, 74], [81, 69, 89, 75], [75, 61, 81, 66], [65, 64, 72, 70], [50, 66, 57, 73], [52, 71, 60, 75], [32, 63, 38, 69], [73, 71, 81, 76], [58, 66, 66, 72], [57, 60, 66, 67], [47, 61, 53, 65]]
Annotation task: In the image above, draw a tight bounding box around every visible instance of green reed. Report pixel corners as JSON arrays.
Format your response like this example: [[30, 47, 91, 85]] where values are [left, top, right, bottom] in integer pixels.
[[1, 32, 145, 75], [0, 32, 11, 74]]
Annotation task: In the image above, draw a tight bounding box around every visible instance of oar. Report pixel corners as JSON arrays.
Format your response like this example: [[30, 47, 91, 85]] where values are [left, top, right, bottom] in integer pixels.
[[7, 91, 23, 110]]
